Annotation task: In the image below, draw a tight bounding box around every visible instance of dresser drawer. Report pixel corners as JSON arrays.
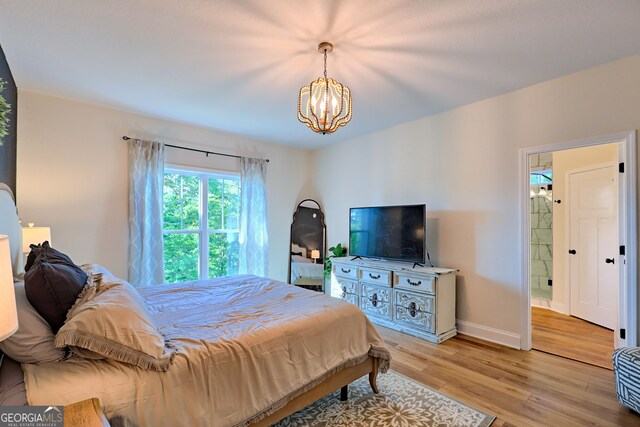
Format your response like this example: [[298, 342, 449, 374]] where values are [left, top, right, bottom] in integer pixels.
[[333, 264, 358, 280], [339, 292, 359, 306], [361, 283, 391, 303], [360, 294, 392, 319], [395, 289, 434, 314], [360, 267, 392, 287], [395, 305, 435, 333], [395, 273, 435, 294], [335, 279, 358, 295]]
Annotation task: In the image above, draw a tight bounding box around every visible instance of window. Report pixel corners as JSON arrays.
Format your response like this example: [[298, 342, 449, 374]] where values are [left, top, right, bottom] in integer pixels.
[[163, 168, 240, 283], [530, 170, 552, 185]]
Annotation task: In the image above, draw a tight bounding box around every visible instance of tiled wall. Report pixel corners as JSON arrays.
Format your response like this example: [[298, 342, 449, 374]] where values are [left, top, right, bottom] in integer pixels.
[[530, 153, 553, 300]]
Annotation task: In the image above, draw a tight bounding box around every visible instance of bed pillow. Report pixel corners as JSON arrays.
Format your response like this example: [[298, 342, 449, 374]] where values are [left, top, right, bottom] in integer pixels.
[[0, 283, 66, 364], [0, 355, 28, 406], [55, 278, 175, 372], [24, 242, 88, 333], [80, 263, 116, 279], [292, 255, 312, 263], [24, 241, 75, 272]]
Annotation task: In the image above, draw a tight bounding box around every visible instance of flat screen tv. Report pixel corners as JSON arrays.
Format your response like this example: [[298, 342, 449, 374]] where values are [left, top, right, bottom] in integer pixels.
[[349, 204, 426, 263]]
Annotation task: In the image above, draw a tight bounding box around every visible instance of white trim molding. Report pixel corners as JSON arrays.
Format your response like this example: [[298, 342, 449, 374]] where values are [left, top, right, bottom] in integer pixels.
[[519, 131, 637, 350], [456, 319, 521, 349], [550, 301, 568, 315], [530, 298, 568, 315]]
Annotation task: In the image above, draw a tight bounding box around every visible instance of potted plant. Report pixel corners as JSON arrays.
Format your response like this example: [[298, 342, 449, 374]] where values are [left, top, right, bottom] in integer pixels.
[[0, 78, 11, 146], [323, 243, 347, 277]]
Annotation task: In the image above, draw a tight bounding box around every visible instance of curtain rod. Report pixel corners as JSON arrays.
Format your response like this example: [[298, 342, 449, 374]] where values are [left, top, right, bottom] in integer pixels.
[[122, 136, 269, 163]]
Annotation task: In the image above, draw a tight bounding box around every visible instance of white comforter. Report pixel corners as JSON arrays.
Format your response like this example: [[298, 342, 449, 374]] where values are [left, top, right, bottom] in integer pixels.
[[291, 261, 324, 280], [23, 275, 390, 426]]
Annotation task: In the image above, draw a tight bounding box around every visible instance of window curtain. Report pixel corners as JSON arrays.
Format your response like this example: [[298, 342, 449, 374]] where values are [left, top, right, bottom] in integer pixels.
[[238, 157, 269, 276], [128, 139, 165, 287]]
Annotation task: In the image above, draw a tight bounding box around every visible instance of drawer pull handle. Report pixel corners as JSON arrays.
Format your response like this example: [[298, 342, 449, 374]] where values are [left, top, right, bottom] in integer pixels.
[[369, 273, 381, 280], [407, 278, 422, 286], [371, 293, 378, 307], [341, 286, 347, 292], [340, 292, 347, 298], [409, 302, 417, 317], [341, 268, 351, 274]]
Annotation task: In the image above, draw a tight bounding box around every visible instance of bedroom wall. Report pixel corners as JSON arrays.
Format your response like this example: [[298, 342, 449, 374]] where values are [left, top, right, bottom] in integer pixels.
[[16, 91, 313, 281], [312, 53, 640, 347]]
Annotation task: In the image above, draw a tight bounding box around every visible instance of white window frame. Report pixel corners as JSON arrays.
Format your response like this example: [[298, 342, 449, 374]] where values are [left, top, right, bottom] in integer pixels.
[[164, 164, 240, 280]]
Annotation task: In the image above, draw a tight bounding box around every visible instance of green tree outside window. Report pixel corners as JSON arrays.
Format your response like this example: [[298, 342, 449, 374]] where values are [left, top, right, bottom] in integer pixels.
[[162, 170, 240, 283]]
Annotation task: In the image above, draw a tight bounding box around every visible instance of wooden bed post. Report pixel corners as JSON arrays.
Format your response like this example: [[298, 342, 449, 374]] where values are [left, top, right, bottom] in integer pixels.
[[340, 385, 348, 401], [368, 357, 380, 394]]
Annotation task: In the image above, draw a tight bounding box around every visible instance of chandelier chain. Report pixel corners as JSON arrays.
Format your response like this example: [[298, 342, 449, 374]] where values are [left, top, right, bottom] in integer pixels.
[[323, 49, 327, 80]]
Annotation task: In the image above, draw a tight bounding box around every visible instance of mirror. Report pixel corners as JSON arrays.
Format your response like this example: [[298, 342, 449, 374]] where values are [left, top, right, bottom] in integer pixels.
[[288, 199, 326, 292]]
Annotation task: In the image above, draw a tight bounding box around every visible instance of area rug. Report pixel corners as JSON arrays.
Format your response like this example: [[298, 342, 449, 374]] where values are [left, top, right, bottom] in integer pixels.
[[273, 371, 495, 427]]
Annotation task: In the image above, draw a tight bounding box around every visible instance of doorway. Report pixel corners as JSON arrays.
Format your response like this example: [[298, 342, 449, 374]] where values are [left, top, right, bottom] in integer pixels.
[[529, 146, 618, 368], [520, 131, 637, 358]]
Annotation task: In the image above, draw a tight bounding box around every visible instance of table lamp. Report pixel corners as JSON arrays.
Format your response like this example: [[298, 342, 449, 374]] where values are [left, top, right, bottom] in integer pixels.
[[0, 235, 18, 342], [311, 249, 320, 264], [22, 223, 51, 253]]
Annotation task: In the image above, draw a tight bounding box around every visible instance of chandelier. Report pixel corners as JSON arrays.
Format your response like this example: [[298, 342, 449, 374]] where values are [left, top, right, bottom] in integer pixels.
[[298, 42, 352, 135]]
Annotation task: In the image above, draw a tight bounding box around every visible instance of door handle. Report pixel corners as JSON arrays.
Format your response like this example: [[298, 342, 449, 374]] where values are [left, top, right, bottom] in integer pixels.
[[606, 258, 615, 264], [568, 249, 576, 254]]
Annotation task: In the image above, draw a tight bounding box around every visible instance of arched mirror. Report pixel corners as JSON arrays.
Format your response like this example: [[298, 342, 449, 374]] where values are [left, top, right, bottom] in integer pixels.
[[288, 199, 326, 292]]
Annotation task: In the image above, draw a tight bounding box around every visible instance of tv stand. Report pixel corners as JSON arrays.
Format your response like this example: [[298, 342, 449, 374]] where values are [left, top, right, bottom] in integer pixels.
[[412, 262, 424, 269], [350, 256, 363, 261], [330, 258, 458, 344]]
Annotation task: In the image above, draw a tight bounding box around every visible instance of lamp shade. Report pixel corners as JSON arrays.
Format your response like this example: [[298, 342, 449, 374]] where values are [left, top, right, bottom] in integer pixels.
[[311, 249, 320, 260], [0, 235, 18, 341], [22, 224, 51, 253]]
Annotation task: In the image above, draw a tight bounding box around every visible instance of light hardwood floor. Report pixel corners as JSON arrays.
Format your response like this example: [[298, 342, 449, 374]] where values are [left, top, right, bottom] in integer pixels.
[[378, 326, 639, 427], [531, 306, 614, 369]]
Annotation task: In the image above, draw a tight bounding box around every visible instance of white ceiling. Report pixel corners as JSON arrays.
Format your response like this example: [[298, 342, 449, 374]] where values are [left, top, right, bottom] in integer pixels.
[[1, 1, 640, 149]]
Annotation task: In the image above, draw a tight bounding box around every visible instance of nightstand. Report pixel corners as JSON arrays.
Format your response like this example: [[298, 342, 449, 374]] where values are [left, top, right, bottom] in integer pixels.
[[64, 398, 110, 427]]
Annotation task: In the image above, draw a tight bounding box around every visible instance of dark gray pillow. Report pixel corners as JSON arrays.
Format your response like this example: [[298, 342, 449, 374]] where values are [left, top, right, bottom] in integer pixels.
[[24, 243, 87, 333], [25, 241, 75, 272]]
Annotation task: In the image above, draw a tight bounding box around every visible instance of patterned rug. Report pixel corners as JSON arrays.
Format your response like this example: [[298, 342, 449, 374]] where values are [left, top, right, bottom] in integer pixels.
[[273, 371, 495, 427]]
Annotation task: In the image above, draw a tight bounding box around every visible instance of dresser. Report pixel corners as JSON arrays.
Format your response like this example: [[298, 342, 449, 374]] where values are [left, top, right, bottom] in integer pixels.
[[330, 258, 458, 343]]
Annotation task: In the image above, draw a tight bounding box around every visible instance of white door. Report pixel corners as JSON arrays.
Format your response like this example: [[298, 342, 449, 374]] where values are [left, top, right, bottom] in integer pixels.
[[569, 165, 618, 329]]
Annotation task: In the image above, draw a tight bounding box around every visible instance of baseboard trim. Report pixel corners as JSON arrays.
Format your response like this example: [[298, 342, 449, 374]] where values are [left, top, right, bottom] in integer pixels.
[[531, 298, 551, 309], [550, 301, 568, 315], [456, 319, 521, 349], [530, 299, 568, 315]]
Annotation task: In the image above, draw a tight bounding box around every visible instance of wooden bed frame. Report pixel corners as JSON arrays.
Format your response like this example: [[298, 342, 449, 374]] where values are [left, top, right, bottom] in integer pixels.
[[252, 356, 380, 426]]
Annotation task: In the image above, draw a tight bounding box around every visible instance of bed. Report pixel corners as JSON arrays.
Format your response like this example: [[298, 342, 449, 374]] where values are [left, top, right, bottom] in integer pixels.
[[0, 183, 390, 426]]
